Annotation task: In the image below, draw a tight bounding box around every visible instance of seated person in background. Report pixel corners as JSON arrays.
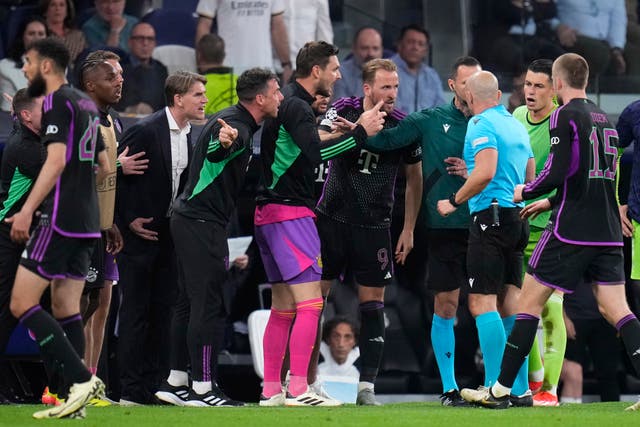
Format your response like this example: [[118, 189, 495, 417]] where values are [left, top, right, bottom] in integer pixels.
[[556, 0, 627, 76], [115, 22, 168, 115], [473, 0, 565, 78], [0, 16, 48, 111], [318, 316, 360, 379], [196, 34, 238, 116], [40, 0, 87, 65], [332, 27, 383, 100], [391, 24, 445, 113], [82, 0, 138, 53], [560, 282, 622, 403]]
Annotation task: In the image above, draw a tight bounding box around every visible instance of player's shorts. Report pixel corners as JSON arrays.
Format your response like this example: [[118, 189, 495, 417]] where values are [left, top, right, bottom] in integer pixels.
[[255, 216, 322, 285], [84, 234, 120, 291], [425, 228, 468, 293], [316, 212, 392, 288], [466, 207, 529, 295], [20, 223, 97, 281], [527, 229, 625, 293], [523, 225, 544, 268], [631, 219, 640, 280]]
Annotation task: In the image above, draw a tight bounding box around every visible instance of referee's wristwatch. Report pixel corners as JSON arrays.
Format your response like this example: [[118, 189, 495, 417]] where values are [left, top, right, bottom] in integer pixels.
[[449, 193, 461, 208]]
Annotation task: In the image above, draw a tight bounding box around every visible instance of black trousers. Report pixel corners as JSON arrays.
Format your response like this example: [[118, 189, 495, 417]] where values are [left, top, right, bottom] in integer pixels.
[[117, 220, 177, 402], [169, 214, 228, 382], [0, 224, 22, 355]]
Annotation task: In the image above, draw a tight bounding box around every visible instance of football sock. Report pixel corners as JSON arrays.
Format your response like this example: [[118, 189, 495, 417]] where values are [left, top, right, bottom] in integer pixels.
[[262, 308, 294, 398], [288, 298, 323, 396], [541, 293, 566, 390], [431, 314, 458, 392], [476, 311, 505, 387], [57, 313, 85, 358], [20, 305, 91, 384], [502, 314, 529, 396], [617, 314, 640, 375], [497, 314, 539, 389], [359, 301, 385, 384]]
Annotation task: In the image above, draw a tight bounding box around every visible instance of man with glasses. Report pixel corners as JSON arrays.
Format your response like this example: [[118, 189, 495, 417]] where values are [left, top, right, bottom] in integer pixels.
[[116, 22, 168, 115]]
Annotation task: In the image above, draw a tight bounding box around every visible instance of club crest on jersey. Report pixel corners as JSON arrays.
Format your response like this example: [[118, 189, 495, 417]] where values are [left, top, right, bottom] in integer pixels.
[[45, 124, 59, 135]]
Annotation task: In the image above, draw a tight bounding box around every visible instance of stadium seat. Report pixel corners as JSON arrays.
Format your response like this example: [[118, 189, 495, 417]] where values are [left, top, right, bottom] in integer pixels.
[[141, 8, 197, 47], [2, 4, 38, 55], [247, 309, 270, 379], [152, 45, 197, 75]]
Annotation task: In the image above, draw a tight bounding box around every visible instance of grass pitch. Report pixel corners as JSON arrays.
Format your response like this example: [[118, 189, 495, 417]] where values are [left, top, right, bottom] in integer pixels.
[[1, 402, 639, 427]]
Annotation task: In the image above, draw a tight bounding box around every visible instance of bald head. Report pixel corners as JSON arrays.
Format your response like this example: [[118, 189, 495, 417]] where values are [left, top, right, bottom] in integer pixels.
[[352, 27, 383, 65], [467, 71, 499, 101]]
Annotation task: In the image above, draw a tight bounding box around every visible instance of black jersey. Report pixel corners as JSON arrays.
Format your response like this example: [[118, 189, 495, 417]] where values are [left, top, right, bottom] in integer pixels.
[[256, 82, 369, 210], [0, 124, 45, 222], [173, 103, 259, 225], [316, 97, 421, 228], [522, 98, 622, 246], [41, 85, 104, 237]]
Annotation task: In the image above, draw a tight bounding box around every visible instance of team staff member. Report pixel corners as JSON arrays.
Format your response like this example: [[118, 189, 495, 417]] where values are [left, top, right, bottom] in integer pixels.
[[256, 41, 385, 407], [116, 71, 207, 406], [0, 90, 45, 361], [316, 58, 422, 406], [468, 53, 640, 411], [436, 71, 534, 405], [8, 37, 108, 419], [155, 68, 283, 408], [367, 56, 482, 407]]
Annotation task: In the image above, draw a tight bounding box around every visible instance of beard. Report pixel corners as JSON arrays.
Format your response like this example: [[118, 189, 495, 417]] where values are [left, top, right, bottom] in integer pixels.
[[27, 72, 47, 98]]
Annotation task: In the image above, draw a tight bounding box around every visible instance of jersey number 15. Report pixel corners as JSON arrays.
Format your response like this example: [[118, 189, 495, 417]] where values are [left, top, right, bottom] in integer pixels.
[[589, 127, 618, 181]]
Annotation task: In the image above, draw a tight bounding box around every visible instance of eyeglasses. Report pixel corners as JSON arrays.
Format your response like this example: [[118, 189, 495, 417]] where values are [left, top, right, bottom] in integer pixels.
[[130, 35, 156, 42]]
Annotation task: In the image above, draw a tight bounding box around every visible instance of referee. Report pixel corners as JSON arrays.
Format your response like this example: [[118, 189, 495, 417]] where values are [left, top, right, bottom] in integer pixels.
[[436, 71, 534, 405]]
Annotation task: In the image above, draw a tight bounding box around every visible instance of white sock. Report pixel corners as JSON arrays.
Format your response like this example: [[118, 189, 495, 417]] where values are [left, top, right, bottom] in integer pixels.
[[167, 370, 188, 387], [192, 381, 212, 395], [358, 381, 374, 392], [560, 396, 582, 404], [491, 381, 511, 398], [548, 385, 558, 395], [529, 368, 544, 382]]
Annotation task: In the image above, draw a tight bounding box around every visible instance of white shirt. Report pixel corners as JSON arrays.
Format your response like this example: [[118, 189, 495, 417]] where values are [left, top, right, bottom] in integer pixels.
[[196, 0, 285, 74], [165, 107, 190, 216], [280, 0, 333, 64]]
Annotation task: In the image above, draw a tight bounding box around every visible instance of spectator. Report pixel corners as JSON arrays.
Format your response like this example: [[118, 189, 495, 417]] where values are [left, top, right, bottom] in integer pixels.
[[391, 24, 445, 113], [280, 0, 333, 70], [472, 0, 565, 78], [115, 22, 168, 115], [556, 0, 627, 76], [318, 316, 360, 379], [82, 0, 139, 53], [196, 33, 238, 116], [625, 0, 640, 77], [195, 0, 292, 82], [39, 0, 87, 64], [332, 27, 383, 100], [0, 16, 48, 111]]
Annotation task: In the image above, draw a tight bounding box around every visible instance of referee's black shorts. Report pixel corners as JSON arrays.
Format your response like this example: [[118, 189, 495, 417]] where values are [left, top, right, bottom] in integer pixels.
[[466, 207, 528, 295], [426, 228, 468, 293]]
